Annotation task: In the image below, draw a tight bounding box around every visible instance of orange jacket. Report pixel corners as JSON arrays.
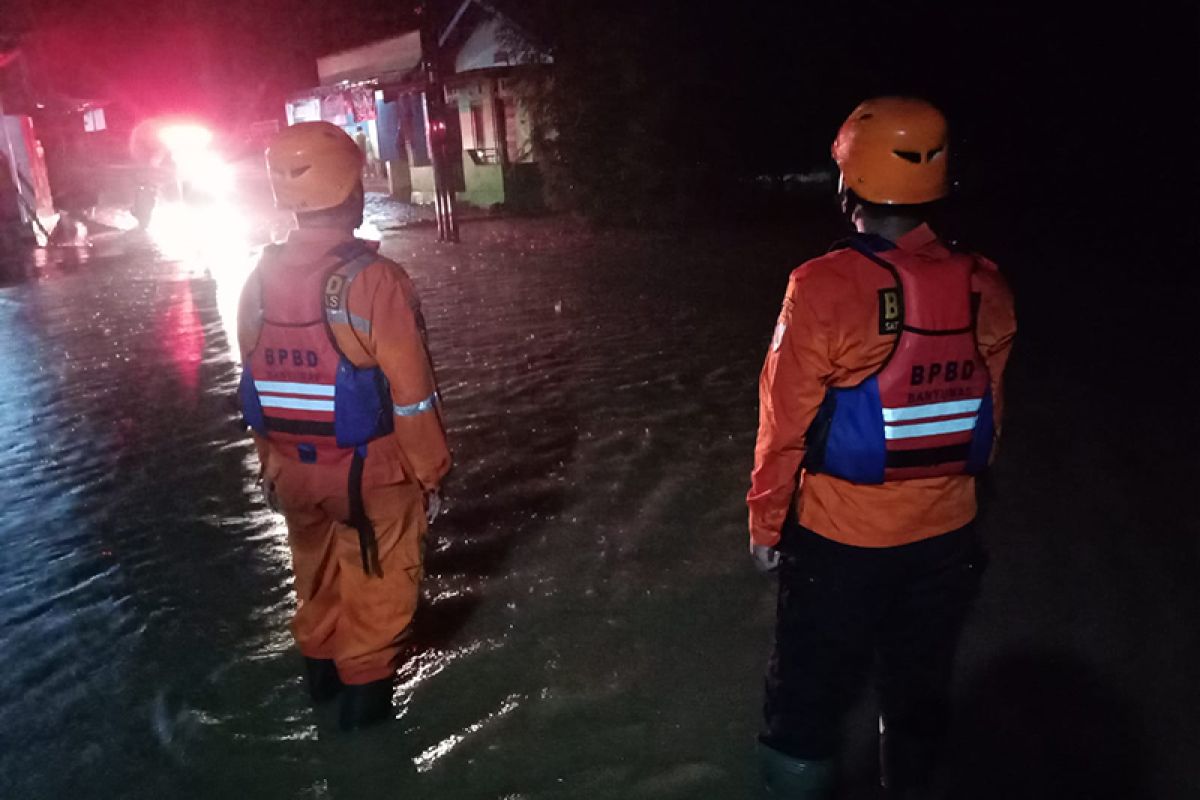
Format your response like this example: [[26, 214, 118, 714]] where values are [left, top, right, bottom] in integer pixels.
[[747, 224, 1015, 548], [238, 227, 451, 492]]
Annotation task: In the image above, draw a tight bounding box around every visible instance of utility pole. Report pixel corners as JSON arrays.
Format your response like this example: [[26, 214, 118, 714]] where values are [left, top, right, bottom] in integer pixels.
[[419, 0, 459, 242]]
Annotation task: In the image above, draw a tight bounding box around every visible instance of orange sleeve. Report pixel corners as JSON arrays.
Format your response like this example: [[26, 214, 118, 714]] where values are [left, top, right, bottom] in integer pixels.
[[747, 266, 834, 547], [972, 257, 1017, 441], [235, 266, 262, 363], [349, 260, 452, 491]]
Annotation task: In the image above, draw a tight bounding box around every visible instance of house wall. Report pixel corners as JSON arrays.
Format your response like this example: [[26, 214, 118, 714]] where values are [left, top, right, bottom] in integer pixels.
[[450, 79, 505, 207], [460, 157, 504, 207], [451, 79, 511, 206], [453, 80, 494, 151], [386, 159, 412, 199], [408, 164, 436, 205]]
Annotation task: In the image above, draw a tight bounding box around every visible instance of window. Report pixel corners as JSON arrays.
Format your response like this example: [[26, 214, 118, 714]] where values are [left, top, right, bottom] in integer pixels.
[[470, 103, 487, 149], [83, 108, 107, 133]]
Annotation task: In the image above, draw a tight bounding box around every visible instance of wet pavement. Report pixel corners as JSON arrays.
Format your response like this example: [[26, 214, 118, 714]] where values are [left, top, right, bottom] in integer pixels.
[[0, 204, 1196, 799]]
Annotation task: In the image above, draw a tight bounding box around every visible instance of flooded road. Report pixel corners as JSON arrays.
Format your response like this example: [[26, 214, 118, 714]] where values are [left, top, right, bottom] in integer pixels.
[[0, 209, 1197, 799]]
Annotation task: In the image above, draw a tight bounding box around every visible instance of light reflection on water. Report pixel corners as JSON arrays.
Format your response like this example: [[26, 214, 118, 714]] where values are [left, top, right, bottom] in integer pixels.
[[0, 220, 305, 798], [413, 692, 524, 773], [0, 213, 796, 800], [146, 198, 259, 361]]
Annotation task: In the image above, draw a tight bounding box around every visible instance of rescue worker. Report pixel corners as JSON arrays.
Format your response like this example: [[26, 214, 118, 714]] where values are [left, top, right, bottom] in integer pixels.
[[746, 98, 1016, 797], [237, 121, 451, 730]]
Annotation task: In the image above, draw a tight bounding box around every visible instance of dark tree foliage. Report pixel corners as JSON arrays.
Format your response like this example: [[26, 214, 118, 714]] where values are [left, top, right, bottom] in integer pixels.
[[508, 0, 786, 224], [503, 0, 997, 224], [500, 0, 1196, 229]]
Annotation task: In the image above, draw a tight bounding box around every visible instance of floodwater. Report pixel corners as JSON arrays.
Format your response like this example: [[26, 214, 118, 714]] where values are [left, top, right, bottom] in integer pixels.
[[0, 201, 1197, 799]]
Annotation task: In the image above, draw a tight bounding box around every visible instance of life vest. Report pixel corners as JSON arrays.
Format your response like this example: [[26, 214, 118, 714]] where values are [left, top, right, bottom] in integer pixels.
[[238, 239, 394, 574], [804, 234, 994, 484]]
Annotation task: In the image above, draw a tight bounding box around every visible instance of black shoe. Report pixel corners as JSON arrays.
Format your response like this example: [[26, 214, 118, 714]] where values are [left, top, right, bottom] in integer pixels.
[[338, 677, 394, 731], [303, 657, 343, 704], [758, 744, 834, 798]]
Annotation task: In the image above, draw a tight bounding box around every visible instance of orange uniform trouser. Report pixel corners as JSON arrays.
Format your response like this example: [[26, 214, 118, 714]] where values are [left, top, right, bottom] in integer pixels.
[[265, 448, 426, 686]]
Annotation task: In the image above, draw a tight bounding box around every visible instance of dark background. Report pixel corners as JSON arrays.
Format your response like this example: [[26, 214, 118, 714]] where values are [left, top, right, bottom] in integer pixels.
[[5, 0, 1196, 238]]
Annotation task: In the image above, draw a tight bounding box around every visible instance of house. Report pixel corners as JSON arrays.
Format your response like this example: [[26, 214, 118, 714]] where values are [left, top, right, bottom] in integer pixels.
[[284, 0, 550, 209]]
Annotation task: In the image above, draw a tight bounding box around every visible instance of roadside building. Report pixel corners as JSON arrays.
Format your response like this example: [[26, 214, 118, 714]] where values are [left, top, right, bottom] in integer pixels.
[[284, 0, 550, 210]]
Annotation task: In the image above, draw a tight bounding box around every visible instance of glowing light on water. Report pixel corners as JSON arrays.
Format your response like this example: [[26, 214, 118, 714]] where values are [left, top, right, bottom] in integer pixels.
[[395, 639, 498, 702], [412, 693, 523, 773], [156, 263, 203, 391], [145, 197, 257, 361]]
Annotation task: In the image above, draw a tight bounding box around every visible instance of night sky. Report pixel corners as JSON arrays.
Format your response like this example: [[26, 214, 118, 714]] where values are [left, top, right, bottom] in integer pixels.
[[7, 0, 419, 117]]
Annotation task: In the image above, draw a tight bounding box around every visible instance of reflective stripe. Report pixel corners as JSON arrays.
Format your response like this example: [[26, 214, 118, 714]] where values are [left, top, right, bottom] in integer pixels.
[[260, 396, 336, 412], [325, 309, 371, 335], [394, 393, 437, 417], [882, 398, 982, 423], [884, 417, 976, 440], [349, 313, 371, 335], [255, 380, 336, 397]]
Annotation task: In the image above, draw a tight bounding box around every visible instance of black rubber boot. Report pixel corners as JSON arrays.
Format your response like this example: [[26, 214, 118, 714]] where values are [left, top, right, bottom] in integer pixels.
[[338, 677, 393, 731], [303, 657, 343, 704], [759, 744, 835, 798]]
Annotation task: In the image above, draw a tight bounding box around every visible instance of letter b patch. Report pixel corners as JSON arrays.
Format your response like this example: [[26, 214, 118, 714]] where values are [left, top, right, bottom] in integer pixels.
[[878, 289, 902, 335]]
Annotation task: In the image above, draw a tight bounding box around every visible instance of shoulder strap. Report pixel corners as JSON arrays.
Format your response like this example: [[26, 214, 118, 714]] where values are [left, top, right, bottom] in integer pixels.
[[844, 235, 902, 278], [830, 232, 897, 254], [322, 241, 380, 338]]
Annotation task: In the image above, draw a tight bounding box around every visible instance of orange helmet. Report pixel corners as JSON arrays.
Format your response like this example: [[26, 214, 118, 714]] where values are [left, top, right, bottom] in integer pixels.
[[266, 121, 363, 212], [831, 97, 949, 205]]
